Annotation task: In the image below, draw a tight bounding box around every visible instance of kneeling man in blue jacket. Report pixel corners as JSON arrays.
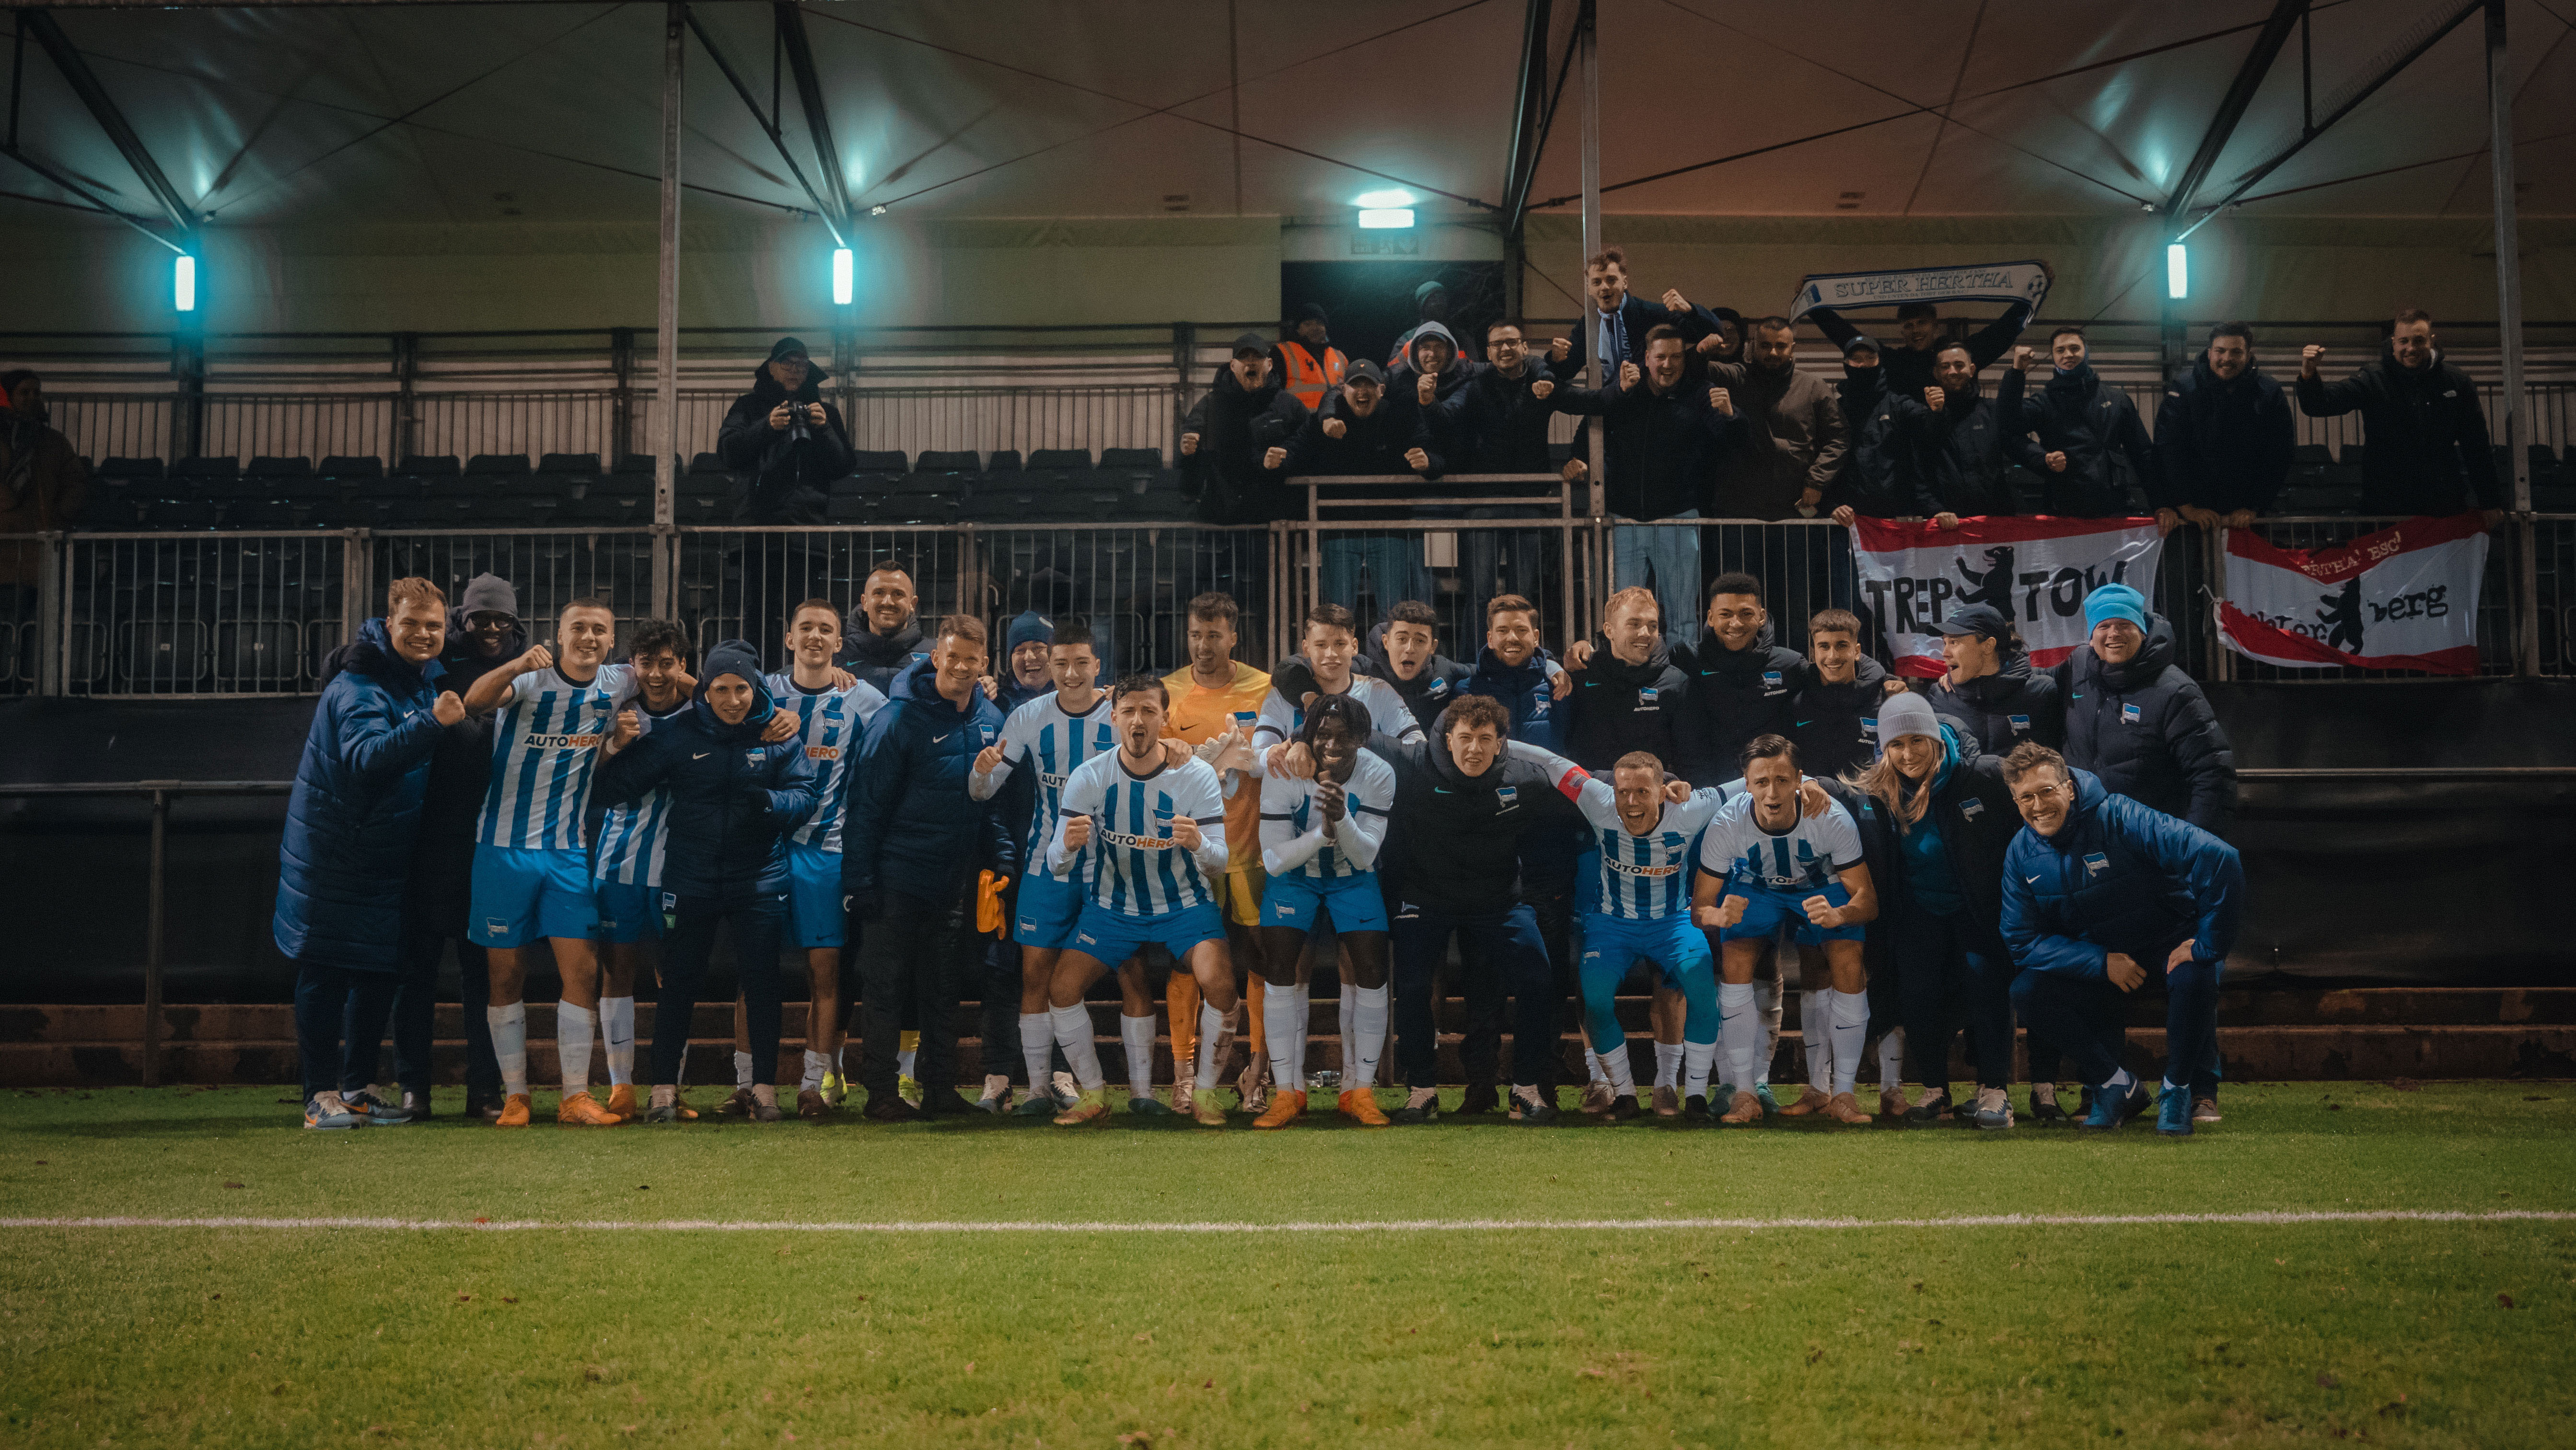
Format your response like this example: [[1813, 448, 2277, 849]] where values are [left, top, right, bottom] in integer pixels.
[[1998, 743, 2242, 1137], [593, 640, 820, 1122]]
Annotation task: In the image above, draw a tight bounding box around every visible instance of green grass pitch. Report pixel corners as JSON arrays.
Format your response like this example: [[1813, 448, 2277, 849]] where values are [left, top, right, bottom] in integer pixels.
[[2, 1081, 2570, 1448]]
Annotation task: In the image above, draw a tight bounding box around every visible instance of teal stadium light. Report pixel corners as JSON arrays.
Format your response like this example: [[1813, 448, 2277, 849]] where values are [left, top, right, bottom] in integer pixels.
[[174, 254, 197, 313], [2166, 243, 2188, 301], [832, 248, 854, 307], [1355, 188, 1416, 230]]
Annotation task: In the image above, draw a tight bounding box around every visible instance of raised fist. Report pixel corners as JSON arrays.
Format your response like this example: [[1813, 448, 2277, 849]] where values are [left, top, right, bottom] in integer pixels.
[[1619, 361, 1642, 390], [1708, 387, 1733, 417], [1263, 446, 1288, 470], [1531, 379, 1554, 401], [1323, 418, 1348, 440], [433, 691, 466, 727], [1179, 432, 1200, 456], [1923, 386, 1946, 412]]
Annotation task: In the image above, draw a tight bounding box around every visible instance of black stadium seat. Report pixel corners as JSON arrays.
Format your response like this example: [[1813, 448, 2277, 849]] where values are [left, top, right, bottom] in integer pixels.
[[99, 456, 166, 486], [915, 450, 979, 475], [318, 455, 384, 480], [466, 453, 531, 477], [985, 450, 1024, 472], [850, 450, 909, 475], [1099, 447, 1162, 470], [1027, 448, 1092, 470], [395, 455, 461, 479]]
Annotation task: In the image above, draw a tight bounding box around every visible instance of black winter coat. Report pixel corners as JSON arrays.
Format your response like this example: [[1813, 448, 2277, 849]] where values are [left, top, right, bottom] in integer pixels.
[[1826, 363, 1902, 517], [840, 620, 929, 700], [1556, 377, 1738, 522], [1434, 360, 1569, 473], [1180, 362, 1304, 524], [1808, 301, 2035, 398], [2292, 354, 2500, 514], [1926, 650, 2064, 752], [1276, 392, 1442, 482], [1878, 725, 2019, 950], [1557, 637, 1692, 776], [1670, 623, 1806, 789], [591, 694, 821, 899], [1790, 654, 1891, 781], [2153, 357, 2294, 515], [716, 365, 853, 524], [1369, 731, 1582, 917], [2054, 618, 2237, 836], [1886, 373, 2038, 517], [2010, 363, 2154, 518]]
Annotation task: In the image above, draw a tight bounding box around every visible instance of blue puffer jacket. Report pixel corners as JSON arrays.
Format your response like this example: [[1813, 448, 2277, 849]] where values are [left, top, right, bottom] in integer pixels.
[[1462, 646, 1562, 751], [841, 655, 1013, 902], [272, 618, 450, 971], [2001, 768, 2243, 978], [591, 678, 820, 900], [2055, 616, 2237, 836]]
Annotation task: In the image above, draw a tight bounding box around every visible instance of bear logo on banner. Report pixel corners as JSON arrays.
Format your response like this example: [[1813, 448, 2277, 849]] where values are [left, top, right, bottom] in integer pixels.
[[2319, 577, 2366, 655]]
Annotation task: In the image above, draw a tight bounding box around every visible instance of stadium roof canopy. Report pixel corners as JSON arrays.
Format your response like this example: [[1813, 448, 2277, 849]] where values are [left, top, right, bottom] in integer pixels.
[[4, 0, 2570, 250]]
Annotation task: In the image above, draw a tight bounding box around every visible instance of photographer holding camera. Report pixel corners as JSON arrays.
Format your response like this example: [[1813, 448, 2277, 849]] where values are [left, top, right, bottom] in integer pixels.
[[719, 336, 854, 526]]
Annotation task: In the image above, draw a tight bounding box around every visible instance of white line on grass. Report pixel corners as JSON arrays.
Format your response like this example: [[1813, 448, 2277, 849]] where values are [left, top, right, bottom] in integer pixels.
[[1, 1209, 2570, 1234]]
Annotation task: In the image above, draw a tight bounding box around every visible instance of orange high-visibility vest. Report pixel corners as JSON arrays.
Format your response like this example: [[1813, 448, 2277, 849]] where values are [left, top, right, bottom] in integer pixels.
[[1276, 341, 1346, 409]]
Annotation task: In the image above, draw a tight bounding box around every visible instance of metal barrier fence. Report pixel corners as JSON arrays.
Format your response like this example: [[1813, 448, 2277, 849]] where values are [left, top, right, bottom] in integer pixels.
[[2, 517, 2566, 700]]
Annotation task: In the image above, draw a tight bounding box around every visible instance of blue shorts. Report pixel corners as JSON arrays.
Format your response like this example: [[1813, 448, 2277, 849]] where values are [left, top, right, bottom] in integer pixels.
[[783, 842, 845, 950], [1262, 870, 1390, 935], [1013, 872, 1089, 951], [1580, 911, 1711, 986], [1068, 900, 1225, 971], [592, 880, 661, 944], [1718, 881, 1865, 946], [470, 845, 597, 948]]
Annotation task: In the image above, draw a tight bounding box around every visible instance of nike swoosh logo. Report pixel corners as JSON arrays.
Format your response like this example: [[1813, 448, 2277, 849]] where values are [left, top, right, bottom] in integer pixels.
[[605, 1035, 632, 1048], [692, 752, 710, 760], [934, 733, 953, 743], [2025, 875, 2040, 884]]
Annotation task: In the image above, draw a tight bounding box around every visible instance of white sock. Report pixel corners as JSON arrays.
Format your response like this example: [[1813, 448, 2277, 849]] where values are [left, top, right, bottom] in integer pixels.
[[1584, 1045, 1607, 1087], [1683, 1040, 1716, 1101], [1654, 1041, 1683, 1090], [489, 1003, 528, 1097], [1119, 1014, 1158, 1100], [1801, 989, 1832, 1094], [732, 1050, 754, 1090], [555, 1002, 595, 1095], [1195, 1001, 1228, 1091], [1264, 984, 1305, 1091], [1019, 1012, 1053, 1092], [1829, 990, 1869, 1099], [801, 1049, 828, 1092], [1602, 1039, 1636, 1097], [897, 1046, 917, 1079], [1878, 1027, 1906, 1089], [1753, 976, 1781, 1086], [2103, 1067, 2135, 1093], [1052, 1004, 1105, 1091], [1719, 982, 1759, 1097], [600, 996, 635, 1086], [1351, 984, 1389, 1089], [1338, 985, 1357, 1069]]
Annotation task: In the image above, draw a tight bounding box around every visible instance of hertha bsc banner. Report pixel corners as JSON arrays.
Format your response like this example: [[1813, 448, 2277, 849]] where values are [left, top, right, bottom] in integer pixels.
[[1848, 515, 2165, 678], [2215, 513, 2492, 675]]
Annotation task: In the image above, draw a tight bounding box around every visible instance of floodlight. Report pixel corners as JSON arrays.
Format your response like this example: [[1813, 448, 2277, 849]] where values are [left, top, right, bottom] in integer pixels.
[[832, 247, 854, 307], [1356, 209, 1415, 230], [2166, 243, 2188, 301], [175, 255, 197, 313]]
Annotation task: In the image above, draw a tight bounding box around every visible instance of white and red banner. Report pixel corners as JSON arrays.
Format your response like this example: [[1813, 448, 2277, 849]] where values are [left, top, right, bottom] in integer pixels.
[[1848, 515, 2165, 678], [2215, 513, 2490, 675]]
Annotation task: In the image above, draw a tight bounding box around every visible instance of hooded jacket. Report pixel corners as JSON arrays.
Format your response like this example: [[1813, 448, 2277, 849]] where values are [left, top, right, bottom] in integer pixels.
[[273, 617, 450, 971], [841, 617, 929, 699], [1433, 355, 1567, 473], [1461, 646, 1563, 752], [717, 362, 853, 525], [1876, 720, 2017, 947], [1927, 649, 2064, 753], [1557, 636, 1692, 775], [1671, 621, 1806, 788], [1886, 372, 2039, 518], [2001, 768, 2243, 976], [840, 654, 1013, 903], [1180, 361, 1304, 524], [1361, 624, 1474, 720], [1389, 322, 1478, 464], [591, 643, 821, 898], [2292, 352, 2500, 514], [2154, 357, 2295, 515], [1827, 362, 1902, 517], [1555, 374, 1738, 522], [2055, 616, 2238, 837], [1369, 724, 1583, 916], [1806, 301, 2036, 398], [1704, 356, 1849, 521], [1790, 652, 1892, 781], [2010, 363, 2155, 518]]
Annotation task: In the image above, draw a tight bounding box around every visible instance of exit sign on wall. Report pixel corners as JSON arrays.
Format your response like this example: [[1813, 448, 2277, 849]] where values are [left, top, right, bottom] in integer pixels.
[[1350, 232, 1420, 256]]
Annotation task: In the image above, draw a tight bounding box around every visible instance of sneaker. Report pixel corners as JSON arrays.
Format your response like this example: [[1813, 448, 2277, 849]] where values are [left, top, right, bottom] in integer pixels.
[[1578, 1081, 1616, 1117], [1508, 1088, 1560, 1124], [972, 1076, 1011, 1114], [303, 1093, 364, 1130], [917, 1088, 977, 1118], [1253, 1088, 1305, 1129], [1681, 1094, 1711, 1122], [716, 1087, 757, 1118], [1879, 1087, 1909, 1123], [344, 1089, 410, 1125], [1389, 1088, 1441, 1124], [1718, 1091, 1764, 1125], [1010, 1090, 1059, 1118], [1823, 1092, 1871, 1125], [1052, 1071, 1080, 1107], [1191, 1087, 1230, 1127], [643, 1086, 690, 1124], [2192, 1096, 2222, 1124], [1128, 1095, 1176, 1118], [1752, 1083, 1783, 1115], [1054, 1088, 1112, 1126], [495, 1093, 532, 1128], [557, 1091, 623, 1127], [898, 1074, 922, 1106], [862, 1096, 923, 1123], [1972, 1086, 2015, 1131], [1903, 1091, 1953, 1125], [818, 1070, 848, 1109], [1651, 1085, 1681, 1119], [1776, 1086, 1830, 1118], [397, 1090, 433, 1123], [2157, 1085, 2194, 1137], [2080, 1080, 2155, 1133], [1172, 1079, 1196, 1115], [1454, 1083, 1499, 1115], [603, 1084, 640, 1123], [466, 1093, 503, 1123], [1337, 1088, 1390, 1126], [1237, 1077, 1269, 1117], [1236, 1061, 1265, 1112], [749, 1088, 784, 1123], [797, 1089, 831, 1121], [2027, 1088, 2073, 1125], [1608, 1093, 1642, 1122]]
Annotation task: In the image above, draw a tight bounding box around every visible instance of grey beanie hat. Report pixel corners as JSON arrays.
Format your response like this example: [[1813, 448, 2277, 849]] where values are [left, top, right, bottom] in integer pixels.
[[1876, 690, 1941, 746]]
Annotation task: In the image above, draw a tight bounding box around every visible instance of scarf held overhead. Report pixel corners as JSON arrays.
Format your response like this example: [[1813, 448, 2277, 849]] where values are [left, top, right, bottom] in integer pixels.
[[1792, 260, 2053, 318]]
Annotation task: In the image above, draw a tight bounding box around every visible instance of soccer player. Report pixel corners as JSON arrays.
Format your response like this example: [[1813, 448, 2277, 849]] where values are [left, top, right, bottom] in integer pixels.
[[1255, 603, 1424, 763], [2000, 744, 2241, 1136], [593, 641, 821, 1123], [1044, 676, 1243, 1127], [1790, 608, 1896, 781], [1253, 694, 1396, 1127], [461, 598, 638, 1128], [765, 600, 888, 1118], [1367, 600, 1472, 723], [1692, 736, 1879, 1124], [973, 620, 1119, 1116], [588, 620, 696, 1121], [1158, 592, 1273, 1113]]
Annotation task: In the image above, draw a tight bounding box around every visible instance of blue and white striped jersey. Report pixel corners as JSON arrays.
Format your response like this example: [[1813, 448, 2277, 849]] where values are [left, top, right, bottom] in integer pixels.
[[1511, 742, 1732, 920], [763, 672, 888, 854], [1251, 677, 1422, 750], [592, 697, 687, 887], [477, 663, 638, 850], [973, 691, 1117, 881], [1256, 751, 1395, 880], [1698, 792, 1863, 894], [1050, 752, 1229, 917]]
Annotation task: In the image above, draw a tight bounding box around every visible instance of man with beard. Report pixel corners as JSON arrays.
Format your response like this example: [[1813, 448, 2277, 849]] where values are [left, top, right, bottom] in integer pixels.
[[1704, 316, 1847, 522], [1264, 362, 1441, 620], [1805, 277, 2045, 399], [1270, 303, 1347, 411], [1180, 333, 1303, 525], [2154, 323, 2294, 530], [1882, 343, 2040, 524], [842, 566, 929, 697], [1555, 327, 1740, 653], [2294, 309, 2501, 522], [2005, 329, 2156, 520]]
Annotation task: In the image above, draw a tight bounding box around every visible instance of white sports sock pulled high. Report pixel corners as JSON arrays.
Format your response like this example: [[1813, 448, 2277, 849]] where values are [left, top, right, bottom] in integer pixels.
[[1019, 1012, 1053, 1092], [1195, 1001, 1228, 1091], [1654, 1041, 1683, 1090], [1338, 986, 1357, 1069], [896, 1046, 917, 1078], [599, 996, 636, 1086], [1584, 1046, 1608, 1087], [488, 1003, 529, 1097], [1752, 976, 1781, 1086], [732, 1050, 755, 1090], [1350, 984, 1389, 1089], [1602, 1040, 1637, 1097], [1264, 984, 1305, 1091], [1829, 990, 1870, 1098], [801, 1049, 829, 1092], [1683, 1041, 1716, 1101], [555, 1002, 595, 1095], [1800, 989, 1832, 1093], [1119, 1014, 1158, 1100], [1878, 1026, 1906, 1088], [1718, 982, 1760, 1097], [1052, 1005, 1106, 1091]]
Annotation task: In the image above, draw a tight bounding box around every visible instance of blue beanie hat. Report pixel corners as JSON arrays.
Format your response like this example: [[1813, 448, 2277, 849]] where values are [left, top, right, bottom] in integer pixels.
[[1006, 610, 1054, 655], [1876, 690, 1941, 747], [2083, 583, 2149, 634]]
